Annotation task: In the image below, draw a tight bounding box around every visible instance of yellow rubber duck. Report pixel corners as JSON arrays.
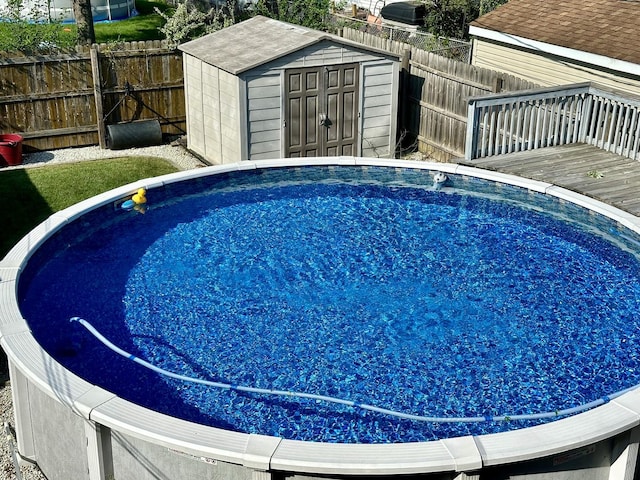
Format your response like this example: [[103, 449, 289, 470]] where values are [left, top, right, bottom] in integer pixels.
[[131, 188, 147, 204]]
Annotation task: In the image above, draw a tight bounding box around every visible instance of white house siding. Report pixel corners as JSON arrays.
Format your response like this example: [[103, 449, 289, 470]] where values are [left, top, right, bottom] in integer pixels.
[[360, 61, 397, 157], [245, 74, 282, 160], [472, 39, 640, 97]]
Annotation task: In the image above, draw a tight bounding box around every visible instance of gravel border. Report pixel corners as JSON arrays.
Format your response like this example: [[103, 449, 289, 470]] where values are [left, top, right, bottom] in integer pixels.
[[0, 140, 207, 480], [16, 139, 207, 171]]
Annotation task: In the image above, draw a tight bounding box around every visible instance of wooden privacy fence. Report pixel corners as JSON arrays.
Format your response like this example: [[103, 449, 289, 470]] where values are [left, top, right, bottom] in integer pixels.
[[340, 27, 538, 161], [0, 29, 541, 159], [465, 82, 640, 162], [0, 40, 184, 152]]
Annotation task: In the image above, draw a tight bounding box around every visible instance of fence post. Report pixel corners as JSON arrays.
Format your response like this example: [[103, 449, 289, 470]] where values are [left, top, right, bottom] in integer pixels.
[[400, 44, 410, 74], [399, 45, 411, 154], [90, 45, 107, 149]]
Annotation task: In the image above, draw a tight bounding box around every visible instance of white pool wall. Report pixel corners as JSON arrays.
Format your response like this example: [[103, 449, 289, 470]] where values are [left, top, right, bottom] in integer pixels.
[[1, 158, 640, 480]]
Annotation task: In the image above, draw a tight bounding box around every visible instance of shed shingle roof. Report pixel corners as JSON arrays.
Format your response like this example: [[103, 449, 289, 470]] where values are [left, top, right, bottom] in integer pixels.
[[471, 0, 640, 65], [179, 16, 398, 75]]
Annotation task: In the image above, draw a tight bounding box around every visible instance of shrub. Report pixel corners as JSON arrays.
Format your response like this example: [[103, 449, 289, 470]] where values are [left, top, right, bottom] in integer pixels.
[[251, 0, 331, 30], [155, 0, 235, 48], [0, 0, 76, 53]]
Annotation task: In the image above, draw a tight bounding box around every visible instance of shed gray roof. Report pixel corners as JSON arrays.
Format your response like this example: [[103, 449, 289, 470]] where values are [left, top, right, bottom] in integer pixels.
[[179, 16, 399, 75]]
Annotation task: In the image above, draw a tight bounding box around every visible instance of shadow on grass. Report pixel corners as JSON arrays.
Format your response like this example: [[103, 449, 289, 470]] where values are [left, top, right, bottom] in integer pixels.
[[0, 169, 53, 260], [0, 168, 52, 382]]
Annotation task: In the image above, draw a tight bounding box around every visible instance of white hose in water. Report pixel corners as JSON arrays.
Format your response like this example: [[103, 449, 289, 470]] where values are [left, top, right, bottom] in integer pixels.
[[70, 316, 638, 423]]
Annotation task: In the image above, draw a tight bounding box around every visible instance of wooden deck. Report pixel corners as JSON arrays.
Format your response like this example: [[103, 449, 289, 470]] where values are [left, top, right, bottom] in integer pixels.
[[462, 143, 640, 217]]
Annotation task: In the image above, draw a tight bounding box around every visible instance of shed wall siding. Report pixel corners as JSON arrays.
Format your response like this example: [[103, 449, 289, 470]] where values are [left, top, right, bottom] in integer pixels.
[[361, 61, 396, 157], [218, 69, 242, 163], [256, 40, 389, 72], [201, 62, 222, 162], [246, 73, 282, 160], [185, 57, 243, 164], [184, 54, 207, 160], [471, 39, 640, 96]]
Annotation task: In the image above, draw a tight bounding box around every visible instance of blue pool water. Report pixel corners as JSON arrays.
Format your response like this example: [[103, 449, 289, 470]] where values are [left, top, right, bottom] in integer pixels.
[[19, 166, 640, 443]]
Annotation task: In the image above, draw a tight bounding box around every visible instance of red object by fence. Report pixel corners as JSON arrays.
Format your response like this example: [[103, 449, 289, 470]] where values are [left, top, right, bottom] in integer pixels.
[[0, 134, 23, 166]]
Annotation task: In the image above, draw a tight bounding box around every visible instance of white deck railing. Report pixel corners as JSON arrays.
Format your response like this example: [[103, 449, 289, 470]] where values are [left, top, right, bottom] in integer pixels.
[[465, 82, 640, 161]]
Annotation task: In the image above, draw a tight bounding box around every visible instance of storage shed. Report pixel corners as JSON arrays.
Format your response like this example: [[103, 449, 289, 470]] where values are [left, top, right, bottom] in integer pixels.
[[179, 16, 401, 164]]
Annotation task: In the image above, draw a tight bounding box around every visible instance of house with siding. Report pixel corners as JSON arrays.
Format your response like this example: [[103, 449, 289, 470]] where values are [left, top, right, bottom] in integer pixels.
[[468, 0, 640, 95], [179, 16, 400, 164]]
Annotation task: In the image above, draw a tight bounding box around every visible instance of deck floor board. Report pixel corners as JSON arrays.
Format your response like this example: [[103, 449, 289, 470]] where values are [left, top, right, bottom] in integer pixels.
[[462, 143, 640, 216]]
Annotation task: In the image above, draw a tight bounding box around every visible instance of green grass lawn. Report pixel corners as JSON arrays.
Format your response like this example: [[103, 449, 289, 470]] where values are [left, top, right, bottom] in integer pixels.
[[0, 0, 171, 48], [94, 0, 170, 43], [0, 157, 178, 259]]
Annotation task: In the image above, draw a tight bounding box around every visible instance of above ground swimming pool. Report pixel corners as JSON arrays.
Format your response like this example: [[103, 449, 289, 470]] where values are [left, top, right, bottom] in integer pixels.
[[5, 158, 640, 479], [16, 161, 640, 445]]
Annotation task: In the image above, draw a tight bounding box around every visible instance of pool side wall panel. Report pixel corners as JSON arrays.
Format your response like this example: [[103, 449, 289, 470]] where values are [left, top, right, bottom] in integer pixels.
[[0, 0, 135, 22], [11, 366, 90, 480], [110, 431, 253, 480], [480, 441, 612, 480]]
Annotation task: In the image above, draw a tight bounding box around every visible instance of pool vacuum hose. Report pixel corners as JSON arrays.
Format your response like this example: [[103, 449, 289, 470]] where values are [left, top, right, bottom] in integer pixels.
[[70, 316, 638, 424]]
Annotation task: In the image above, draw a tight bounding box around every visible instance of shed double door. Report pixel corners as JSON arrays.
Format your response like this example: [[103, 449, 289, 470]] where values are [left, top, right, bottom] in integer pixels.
[[285, 64, 359, 157]]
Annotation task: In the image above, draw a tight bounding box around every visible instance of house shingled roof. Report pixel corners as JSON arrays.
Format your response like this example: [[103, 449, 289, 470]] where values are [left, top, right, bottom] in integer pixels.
[[470, 0, 640, 65]]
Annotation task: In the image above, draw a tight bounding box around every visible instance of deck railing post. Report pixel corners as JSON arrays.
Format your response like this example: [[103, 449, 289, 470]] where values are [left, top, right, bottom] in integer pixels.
[[618, 104, 632, 156], [578, 94, 594, 144], [625, 107, 639, 158], [465, 100, 478, 161], [631, 112, 640, 160]]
